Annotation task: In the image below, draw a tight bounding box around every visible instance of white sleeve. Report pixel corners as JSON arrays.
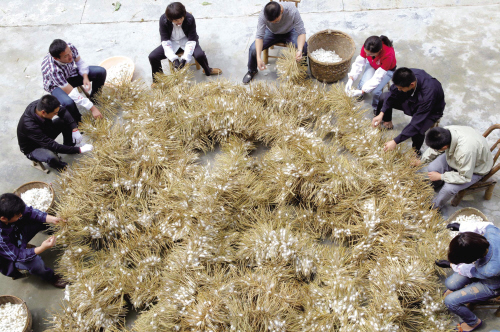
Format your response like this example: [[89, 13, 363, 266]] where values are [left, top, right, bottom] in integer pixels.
[[347, 55, 367, 81], [76, 58, 89, 76], [459, 221, 494, 235], [361, 68, 387, 93], [68, 89, 93, 110], [181, 41, 196, 62], [450, 263, 475, 278], [161, 40, 179, 62]]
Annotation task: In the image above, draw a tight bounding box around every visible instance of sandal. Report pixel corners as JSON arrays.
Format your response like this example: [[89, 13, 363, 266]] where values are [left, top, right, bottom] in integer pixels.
[[456, 320, 482, 331]]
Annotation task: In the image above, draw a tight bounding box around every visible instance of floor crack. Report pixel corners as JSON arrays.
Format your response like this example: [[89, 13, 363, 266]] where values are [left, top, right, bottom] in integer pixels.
[[80, 0, 88, 24]]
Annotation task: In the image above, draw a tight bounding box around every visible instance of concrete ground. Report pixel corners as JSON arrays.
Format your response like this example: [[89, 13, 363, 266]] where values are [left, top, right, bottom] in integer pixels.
[[1, 0, 500, 330]]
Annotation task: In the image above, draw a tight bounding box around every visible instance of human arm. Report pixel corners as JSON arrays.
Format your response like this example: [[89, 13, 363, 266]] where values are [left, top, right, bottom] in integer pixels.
[[24, 119, 81, 154], [420, 148, 443, 164], [458, 221, 494, 235], [441, 152, 476, 184], [255, 39, 266, 71], [254, 11, 267, 70], [34, 236, 56, 255], [161, 40, 180, 62], [361, 68, 388, 94], [46, 215, 64, 225], [295, 34, 306, 60], [347, 55, 367, 82]]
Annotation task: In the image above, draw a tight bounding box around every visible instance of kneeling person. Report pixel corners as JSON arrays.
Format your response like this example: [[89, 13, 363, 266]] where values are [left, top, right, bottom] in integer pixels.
[[0, 193, 68, 288], [17, 95, 93, 171], [148, 2, 221, 82]]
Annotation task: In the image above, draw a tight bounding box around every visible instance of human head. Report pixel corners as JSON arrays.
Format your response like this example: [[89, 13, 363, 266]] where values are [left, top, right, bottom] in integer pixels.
[[264, 2, 282, 23], [448, 232, 490, 264], [166, 2, 186, 26], [425, 127, 452, 150], [49, 39, 73, 63], [36, 95, 61, 120], [0, 193, 26, 224], [392, 67, 417, 92], [363, 35, 392, 57]]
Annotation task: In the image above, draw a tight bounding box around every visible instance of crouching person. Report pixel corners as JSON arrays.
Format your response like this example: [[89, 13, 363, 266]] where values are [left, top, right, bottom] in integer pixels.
[[17, 95, 93, 172], [0, 193, 68, 288], [436, 221, 500, 332]]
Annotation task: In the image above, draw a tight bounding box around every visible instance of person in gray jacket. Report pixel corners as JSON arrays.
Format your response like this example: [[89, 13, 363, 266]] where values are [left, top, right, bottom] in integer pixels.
[[243, 1, 307, 84], [416, 126, 493, 209]]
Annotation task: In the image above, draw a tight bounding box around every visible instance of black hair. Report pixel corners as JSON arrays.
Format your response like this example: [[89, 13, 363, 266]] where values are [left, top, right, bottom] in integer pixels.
[[166, 2, 187, 21], [448, 232, 490, 264], [264, 2, 281, 22], [363, 35, 393, 53], [425, 127, 452, 150], [37, 95, 61, 114], [49, 39, 68, 58], [392, 67, 416, 87], [0, 193, 26, 220]]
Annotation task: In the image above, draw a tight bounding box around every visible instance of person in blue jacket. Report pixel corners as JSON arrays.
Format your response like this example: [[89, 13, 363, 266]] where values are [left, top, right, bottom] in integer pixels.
[[435, 221, 500, 332], [0, 193, 68, 288]]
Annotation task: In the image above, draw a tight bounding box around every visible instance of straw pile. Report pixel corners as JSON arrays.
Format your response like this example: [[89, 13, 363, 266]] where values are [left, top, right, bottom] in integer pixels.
[[47, 46, 453, 332]]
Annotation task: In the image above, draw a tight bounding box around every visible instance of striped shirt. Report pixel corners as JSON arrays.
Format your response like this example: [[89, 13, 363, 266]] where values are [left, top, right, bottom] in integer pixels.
[[41, 43, 80, 92]]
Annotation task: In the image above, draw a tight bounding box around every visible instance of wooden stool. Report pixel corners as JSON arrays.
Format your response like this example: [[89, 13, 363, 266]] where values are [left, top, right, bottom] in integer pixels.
[[176, 51, 201, 70], [262, 0, 301, 64], [31, 160, 50, 174], [468, 296, 500, 317], [451, 124, 500, 206]]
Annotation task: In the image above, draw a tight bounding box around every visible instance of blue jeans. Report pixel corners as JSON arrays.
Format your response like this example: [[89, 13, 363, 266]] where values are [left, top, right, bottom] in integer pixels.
[[14, 221, 54, 282], [51, 65, 106, 123], [357, 63, 394, 110], [248, 28, 308, 72], [444, 272, 500, 326]]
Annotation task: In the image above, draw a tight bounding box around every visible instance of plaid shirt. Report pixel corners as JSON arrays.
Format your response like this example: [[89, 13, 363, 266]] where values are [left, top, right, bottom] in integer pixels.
[[41, 43, 80, 92]]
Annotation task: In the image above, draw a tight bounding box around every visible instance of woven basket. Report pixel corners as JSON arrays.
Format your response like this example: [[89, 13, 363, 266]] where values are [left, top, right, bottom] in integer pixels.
[[307, 29, 356, 83], [447, 207, 488, 223], [0, 295, 33, 332], [13, 181, 55, 212]]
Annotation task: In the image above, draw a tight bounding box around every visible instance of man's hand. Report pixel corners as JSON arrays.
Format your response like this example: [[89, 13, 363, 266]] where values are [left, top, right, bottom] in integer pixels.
[[383, 140, 397, 152], [34, 236, 56, 254], [90, 106, 103, 119], [410, 157, 422, 167], [46, 215, 65, 225], [72, 129, 83, 145], [179, 59, 186, 69], [345, 78, 353, 93], [372, 114, 383, 128], [82, 74, 91, 93], [173, 59, 180, 70], [295, 49, 303, 61], [257, 59, 267, 71], [428, 171, 442, 181], [80, 144, 93, 153], [446, 223, 460, 231], [435, 260, 451, 268], [350, 89, 363, 97]]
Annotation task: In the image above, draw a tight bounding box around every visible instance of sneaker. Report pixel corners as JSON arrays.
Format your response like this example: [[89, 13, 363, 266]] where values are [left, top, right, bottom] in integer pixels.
[[242, 71, 258, 84], [52, 275, 69, 289]]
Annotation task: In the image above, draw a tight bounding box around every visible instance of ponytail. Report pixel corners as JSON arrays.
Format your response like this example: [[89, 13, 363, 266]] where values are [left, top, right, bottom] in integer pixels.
[[379, 35, 393, 48], [364, 35, 393, 53]]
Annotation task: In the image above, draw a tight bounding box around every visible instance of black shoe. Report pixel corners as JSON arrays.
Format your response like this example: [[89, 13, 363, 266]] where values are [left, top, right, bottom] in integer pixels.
[[178, 59, 186, 70], [242, 71, 258, 84], [173, 59, 180, 70], [52, 275, 69, 289]]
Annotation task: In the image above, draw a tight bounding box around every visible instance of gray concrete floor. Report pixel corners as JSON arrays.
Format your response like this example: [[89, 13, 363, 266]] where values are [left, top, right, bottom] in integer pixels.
[[1, 0, 500, 330]]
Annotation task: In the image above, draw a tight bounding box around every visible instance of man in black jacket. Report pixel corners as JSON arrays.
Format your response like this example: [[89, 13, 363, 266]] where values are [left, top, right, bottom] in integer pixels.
[[17, 94, 93, 171], [371, 67, 445, 155], [148, 2, 221, 82]]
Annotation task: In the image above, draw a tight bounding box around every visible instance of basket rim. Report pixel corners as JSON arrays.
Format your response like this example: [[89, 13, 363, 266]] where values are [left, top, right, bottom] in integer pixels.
[[307, 29, 356, 66], [13, 181, 55, 211], [0, 295, 31, 331], [447, 207, 488, 223]]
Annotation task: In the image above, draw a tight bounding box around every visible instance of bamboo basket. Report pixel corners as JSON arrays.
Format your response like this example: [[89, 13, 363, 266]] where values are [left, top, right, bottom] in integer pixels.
[[13, 181, 55, 212], [99, 56, 135, 87], [447, 207, 488, 223], [307, 29, 356, 83], [0, 295, 33, 332]]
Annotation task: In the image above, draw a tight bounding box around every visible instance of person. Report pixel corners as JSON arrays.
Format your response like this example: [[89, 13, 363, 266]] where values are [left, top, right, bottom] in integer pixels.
[[414, 126, 493, 209], [242, 1, 307, 84], [0, 193, 68, 288], [435, 221, 500, 332], [148, 2, 222, 83], [345, 35, 397, 112], [41, 39, 106, 123], [17, 95, 93, 171], [371, 67, 445, 154]]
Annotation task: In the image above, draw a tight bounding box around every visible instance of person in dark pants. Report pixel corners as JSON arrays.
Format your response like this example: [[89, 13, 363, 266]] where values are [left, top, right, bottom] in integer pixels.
[[17, 95, 93, 171], [0, 193, 68, 288], [371, 67, 445, 155], [42, 39, 106, 123], [148, 2, 221, 83], [243, 1, 307, 84]]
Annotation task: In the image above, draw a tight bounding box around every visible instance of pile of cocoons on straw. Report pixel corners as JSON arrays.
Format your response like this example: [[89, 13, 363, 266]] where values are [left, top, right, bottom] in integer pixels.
[[310, 48, 343, 63], [452, 213, 485, 223], [21, 187, 52, 212], [106, 62, 134, 85], [0, 302, 27, 332]]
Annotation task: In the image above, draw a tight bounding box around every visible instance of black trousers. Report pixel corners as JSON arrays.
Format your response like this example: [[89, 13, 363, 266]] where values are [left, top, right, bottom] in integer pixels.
[[148, 42, 211, 81], [375, 92, 426, 152]]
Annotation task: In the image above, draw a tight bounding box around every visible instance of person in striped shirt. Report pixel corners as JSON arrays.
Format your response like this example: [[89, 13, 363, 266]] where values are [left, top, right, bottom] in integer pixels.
[[41, 39, 106, 123]]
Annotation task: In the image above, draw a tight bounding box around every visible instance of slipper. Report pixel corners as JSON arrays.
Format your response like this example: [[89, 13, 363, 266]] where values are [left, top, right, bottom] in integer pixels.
[[456, 320, 482, 331]]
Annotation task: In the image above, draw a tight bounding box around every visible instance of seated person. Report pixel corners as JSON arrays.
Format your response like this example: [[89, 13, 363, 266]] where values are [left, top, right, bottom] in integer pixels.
[[148, 2, 221, 83], [41, 39, 106, 123], [416, 126, 493, 209], [0, 193, 68, 288], [243, 1, 307, 84], [17, 95, 93, 171], [436, 221, 500, 332], [372, 67, 445, 155]]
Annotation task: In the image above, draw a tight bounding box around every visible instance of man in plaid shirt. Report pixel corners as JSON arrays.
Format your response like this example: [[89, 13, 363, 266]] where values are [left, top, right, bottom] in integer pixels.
[[41, 39, 106, 123]]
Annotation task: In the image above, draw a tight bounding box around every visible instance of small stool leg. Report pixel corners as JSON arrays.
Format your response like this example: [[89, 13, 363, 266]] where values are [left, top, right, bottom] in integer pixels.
[[495, 305, 500, 317], [451, 191, 466, 207], [485, 183, 496, 200], [263, 49, 269, 65], [195, 60, 201, 71], [32, 161, 50, 174]]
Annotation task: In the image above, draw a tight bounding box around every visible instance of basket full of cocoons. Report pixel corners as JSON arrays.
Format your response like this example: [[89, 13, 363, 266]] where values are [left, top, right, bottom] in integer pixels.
[[0, 295, 32, 332], [307, 29, 355, 83], [14, 181, 55, 212], [99, 56, 135, 87]]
